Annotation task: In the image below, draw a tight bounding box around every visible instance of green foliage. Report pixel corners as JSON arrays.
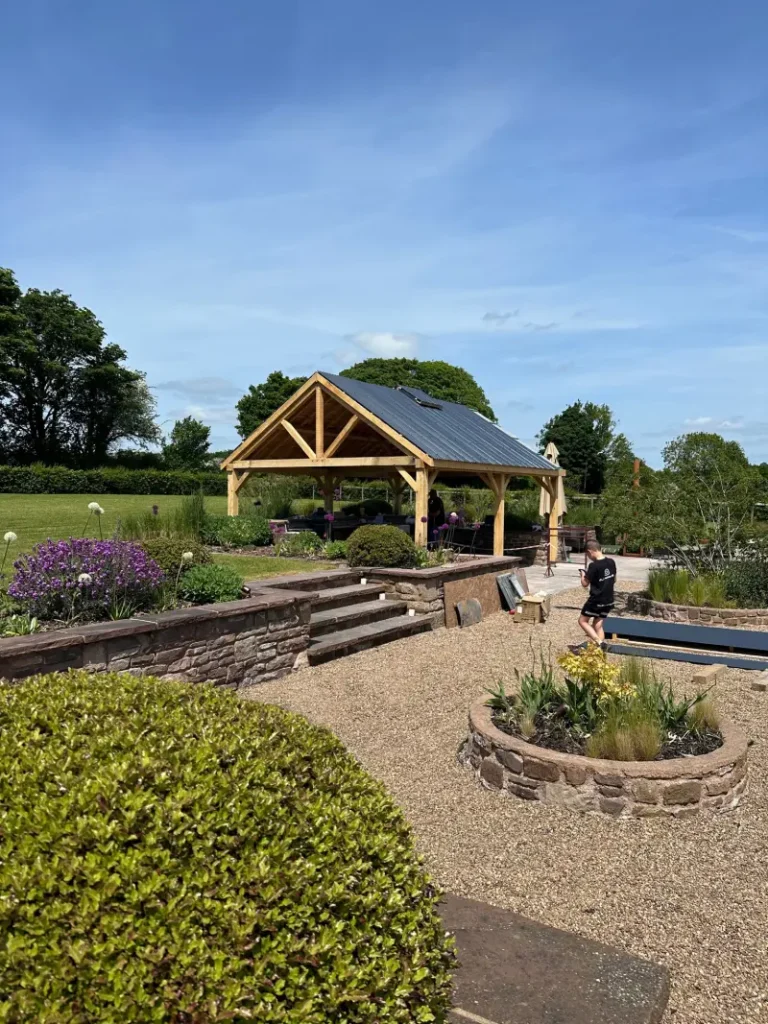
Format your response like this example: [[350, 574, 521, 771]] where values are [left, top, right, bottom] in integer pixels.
[[340, 357, 496, 420], [414, 546, 456, 568], [0, 464, 226, 495], [203, 513, 272, 548], [0, 614, 39, 636], [563, 501, 599, 527], [178, 562, 244, 604], [538, 401, 631, 494], [559, 677, 599, 737], [236, 370, 308, 437], [586, 702, 662, 761], [722, 554, 768, 608], [0, 268, 160, 467], [0, 671, 454, 1022], [138, 537, 211, 577], [515, 657, 558, 719], [323, 540, 348, 559], [647, 566, 733, 608], [347, 525, 418, 569], [633, 671, 711, 734], [243, 474, 311, 518], [275, 531, 325, 557], [290, 497, 321, 516], [161, 415, 211, 471], [119, 491, 209, 543]]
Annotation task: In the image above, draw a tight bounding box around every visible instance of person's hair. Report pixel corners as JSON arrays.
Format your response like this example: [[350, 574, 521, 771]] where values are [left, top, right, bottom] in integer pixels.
[[585, 539, 602, 553]]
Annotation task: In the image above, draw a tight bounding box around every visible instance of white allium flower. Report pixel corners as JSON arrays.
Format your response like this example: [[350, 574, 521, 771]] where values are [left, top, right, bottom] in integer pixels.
[[181, 551, 194, 562], [94, 505, 105, 516], [3, 532, 17, 543], [87, 501, 101, 511], [78, 573, 93, 586]]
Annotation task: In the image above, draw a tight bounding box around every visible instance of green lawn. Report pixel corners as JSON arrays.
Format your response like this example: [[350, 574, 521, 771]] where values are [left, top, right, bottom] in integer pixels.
[[213, 554, 336, 579], [0, 493, 227, 561]]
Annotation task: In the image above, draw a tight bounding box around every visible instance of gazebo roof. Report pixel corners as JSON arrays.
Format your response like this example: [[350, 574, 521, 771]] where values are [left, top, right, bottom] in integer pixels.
[[320, 373, 553, 470]]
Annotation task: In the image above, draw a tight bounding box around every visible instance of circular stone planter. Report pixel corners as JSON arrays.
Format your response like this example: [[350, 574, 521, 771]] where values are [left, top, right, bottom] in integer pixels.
[[626, 592, 768, 627], [463, 702, 749, 819]]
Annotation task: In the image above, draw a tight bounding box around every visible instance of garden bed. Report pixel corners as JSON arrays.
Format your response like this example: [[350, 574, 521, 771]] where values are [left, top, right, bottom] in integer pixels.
[[626, 592, 768, 627], [463, 701, 748, 818]]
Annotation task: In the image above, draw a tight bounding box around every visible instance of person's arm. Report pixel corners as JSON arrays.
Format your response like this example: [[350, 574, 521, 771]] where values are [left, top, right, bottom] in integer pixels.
[[580, 564, 592, 588]]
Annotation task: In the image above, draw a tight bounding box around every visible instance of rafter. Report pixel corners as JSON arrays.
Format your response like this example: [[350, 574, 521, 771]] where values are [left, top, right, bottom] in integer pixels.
[[325, 413, 359, 458], [282, 419, 316, 460]]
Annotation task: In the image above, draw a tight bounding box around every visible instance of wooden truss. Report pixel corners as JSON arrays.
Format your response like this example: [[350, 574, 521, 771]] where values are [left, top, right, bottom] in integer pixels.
[[221, 373, 564, 554]]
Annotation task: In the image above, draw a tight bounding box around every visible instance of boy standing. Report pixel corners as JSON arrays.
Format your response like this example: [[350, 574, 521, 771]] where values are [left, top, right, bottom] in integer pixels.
[[578, 540, 617, 645]]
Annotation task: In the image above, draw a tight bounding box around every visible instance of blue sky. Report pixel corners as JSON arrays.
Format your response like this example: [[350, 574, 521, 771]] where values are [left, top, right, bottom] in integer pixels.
[[3, 1, 768, 463]]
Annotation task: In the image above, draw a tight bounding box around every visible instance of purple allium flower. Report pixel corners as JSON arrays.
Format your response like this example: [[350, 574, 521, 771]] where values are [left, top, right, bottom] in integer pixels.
[[9, 538, 165, 622], [472, 521, 483, 530], [449, 511, 459, 522], [324, 513, 335, 522], [438, 523, 450, 531], [420, 516, 428, 523], [152, 504, 159, 516]]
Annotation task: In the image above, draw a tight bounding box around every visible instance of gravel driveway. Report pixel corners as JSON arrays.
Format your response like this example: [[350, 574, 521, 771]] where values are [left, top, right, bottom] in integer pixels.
[[243, 586, 768, 1024]]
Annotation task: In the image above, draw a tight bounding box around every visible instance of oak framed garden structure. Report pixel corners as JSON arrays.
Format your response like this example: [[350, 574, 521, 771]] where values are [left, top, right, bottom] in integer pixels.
[[221, 372, 565, 559]]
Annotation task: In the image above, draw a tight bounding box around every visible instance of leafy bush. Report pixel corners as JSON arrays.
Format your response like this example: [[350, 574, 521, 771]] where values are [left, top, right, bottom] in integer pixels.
[[275, 530, 325, 557], [722, 557, 768, 608], [119, 491, 210, 542], [203, 513, 272, 548], [177, 563, 244, 604], [242, 474, 312, 518], [563, 501, 599, 527], [647, 566, 734, 608], [138, 537, 211, 577], [9, 539, 165, 621], [0, 671, 454, 1022], [290, 497, 320, 516], [0, 464, 226, 495], [347, 525, 418, 569], [323, 539, 348, 559], [360, 498, 393, 516]]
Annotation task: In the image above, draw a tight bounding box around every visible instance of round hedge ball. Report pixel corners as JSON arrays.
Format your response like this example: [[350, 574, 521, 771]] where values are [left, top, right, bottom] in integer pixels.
[[0, 672, 454, 1022], [346, 524, 418, 569]]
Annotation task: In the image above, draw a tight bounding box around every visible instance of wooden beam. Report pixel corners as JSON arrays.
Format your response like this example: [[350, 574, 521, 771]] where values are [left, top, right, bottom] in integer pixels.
[[431, 460, 566, 478], [492, 473, 510, 556], [318, 375, 433, 465], [232, 470, 250, 493], [229, 456, 417, 470], [414, 467, 429, 547], [325, 413, 359, 458], [397, 468, 418, 492], [315, 387, 325, 458], [282, 419, 316, 460], [227, 471, 239, 516]]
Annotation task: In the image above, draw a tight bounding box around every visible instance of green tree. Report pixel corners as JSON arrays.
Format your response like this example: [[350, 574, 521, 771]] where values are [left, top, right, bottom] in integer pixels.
[[340, 358, 496, 421], [538, 401, 631, 493], [162, 416, 211, 470], [0, 269, 159, 466], [236, 371, 308, 438]]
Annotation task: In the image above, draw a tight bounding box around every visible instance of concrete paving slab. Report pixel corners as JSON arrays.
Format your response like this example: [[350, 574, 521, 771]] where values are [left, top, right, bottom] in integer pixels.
[[443, 895, 669, 1024], [525, 555, 652, 598]]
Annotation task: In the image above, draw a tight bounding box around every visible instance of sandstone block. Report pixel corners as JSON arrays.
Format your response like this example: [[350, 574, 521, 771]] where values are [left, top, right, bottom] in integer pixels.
[[598, 784, 624, 799], [594, 773, 624, 789], [479, 757, 505, 789], [599, 797, 626, 816], [523, 758, 560, 783], [508, 781, 540, 800], [564, 765, 587, 787], [662, 780, 703, 805], [496, 749, 523, 774], [692, 664, 725, 686], [632, 779, 660, 804]]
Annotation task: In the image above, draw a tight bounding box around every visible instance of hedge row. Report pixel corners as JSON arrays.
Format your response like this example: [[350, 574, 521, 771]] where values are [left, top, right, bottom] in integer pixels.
[[0, 465, 226, 496]]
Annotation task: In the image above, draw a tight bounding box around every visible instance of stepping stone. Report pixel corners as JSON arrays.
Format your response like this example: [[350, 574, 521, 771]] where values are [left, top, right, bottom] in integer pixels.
[[442, 894, 669, 1024]]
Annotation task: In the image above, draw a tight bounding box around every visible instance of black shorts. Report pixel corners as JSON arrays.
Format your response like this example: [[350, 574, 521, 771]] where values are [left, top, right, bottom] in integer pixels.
[[581, 600, 613, 619]]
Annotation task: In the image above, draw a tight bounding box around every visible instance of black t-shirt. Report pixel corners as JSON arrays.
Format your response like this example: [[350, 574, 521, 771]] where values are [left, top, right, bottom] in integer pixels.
[[585, 557, 616, 606]]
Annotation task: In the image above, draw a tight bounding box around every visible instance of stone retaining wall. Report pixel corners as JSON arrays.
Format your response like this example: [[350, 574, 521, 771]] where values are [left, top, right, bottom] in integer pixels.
[[626, 592, 768, 627], [463, 702, 748, 818], [0, 592, 312, 688], [366, 556, 523, 627]]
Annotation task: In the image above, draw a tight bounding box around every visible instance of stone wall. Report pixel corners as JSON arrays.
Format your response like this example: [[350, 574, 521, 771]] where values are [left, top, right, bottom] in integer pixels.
[[626, 592, 768, 627], [366, 556, 523, 627], [0, 592, 311, 688], [463, 702, 748, 818]]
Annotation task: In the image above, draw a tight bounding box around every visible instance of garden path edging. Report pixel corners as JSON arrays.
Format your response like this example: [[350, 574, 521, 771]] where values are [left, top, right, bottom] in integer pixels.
[[463, 701, 748, 818], [626, 592, 768, 627]]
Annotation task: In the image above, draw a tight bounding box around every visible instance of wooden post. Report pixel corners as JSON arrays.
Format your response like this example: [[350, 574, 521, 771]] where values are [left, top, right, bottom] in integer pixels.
[[492, 473, 508, 556], [315, 387, 325, 458], [227, 471, 239, 516], [414, 467, 429, 547], [391, 476, 405, 514]]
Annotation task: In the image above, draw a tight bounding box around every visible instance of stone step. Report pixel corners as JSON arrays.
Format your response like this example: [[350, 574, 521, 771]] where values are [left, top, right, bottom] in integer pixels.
[[443, 894, 669, 1024], [307, 614, 433, 665], [310, 598, 407, 638], [310, 582, 388, 611]]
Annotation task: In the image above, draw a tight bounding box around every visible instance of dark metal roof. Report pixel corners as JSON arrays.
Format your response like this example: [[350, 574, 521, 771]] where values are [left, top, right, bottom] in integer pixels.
[[322, 373, 555, 470]]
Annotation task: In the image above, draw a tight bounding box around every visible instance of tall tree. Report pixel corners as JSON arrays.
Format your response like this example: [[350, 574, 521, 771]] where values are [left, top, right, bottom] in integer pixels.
[[340, 358, 496, 421], [538, 401, 632, 493], [0, 269, 159, 466], [162, 416, 211, 471], [236, 371, 308, 438]]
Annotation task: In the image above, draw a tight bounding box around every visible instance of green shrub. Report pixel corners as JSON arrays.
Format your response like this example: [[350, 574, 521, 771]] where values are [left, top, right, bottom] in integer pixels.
[[722, 558, 768, 608], [178, 562, 244, 604], [586, 702, 662, 761], [0, 671, 454, 1022], [0, 464, 226, 495], [360, 498, 393, 516], [347, 525, 417, 568], [119, 492, 210, 542], [323, 539, 348, 559], [290, 497, 320, 516], [203, 513, 272, 548], [138, 537, 211, 577], [275, 530, 325, 557], [242, 474, 311, 518]]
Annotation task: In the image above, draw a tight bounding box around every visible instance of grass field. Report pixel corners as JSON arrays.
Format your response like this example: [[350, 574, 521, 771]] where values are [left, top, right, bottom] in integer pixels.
[[214, 554, 336, 578], [0, 493, 229, 561]]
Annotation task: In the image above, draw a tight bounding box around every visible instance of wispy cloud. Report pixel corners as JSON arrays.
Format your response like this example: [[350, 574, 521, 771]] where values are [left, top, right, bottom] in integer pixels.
[[156, 377, 241, 400], [482, 310, 517, 325], [345, 331, 421, 358]]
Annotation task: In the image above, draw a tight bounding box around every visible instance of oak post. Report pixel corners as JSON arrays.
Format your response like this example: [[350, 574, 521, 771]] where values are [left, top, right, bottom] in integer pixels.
[[227, 472, 239, 516], [414, 468, 429, 547]]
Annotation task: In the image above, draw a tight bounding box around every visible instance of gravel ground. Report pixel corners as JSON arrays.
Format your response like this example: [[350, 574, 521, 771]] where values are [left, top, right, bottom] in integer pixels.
[[243, 586, 768, 1024]]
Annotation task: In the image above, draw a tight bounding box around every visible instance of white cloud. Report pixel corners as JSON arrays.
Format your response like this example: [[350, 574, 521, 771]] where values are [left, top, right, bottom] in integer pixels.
[[684, 416, 714, 426], [683, 416, 744, 430], [156, 376, 241, 399], [346, 331, 421, 358]]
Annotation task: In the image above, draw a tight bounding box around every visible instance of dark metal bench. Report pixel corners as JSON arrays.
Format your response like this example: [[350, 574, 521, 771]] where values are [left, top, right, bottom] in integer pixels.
[[603, 615, 768, 671]]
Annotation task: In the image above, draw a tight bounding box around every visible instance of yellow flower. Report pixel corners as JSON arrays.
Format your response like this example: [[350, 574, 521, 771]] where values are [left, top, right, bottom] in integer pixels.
[[557, 643, 634, 703]]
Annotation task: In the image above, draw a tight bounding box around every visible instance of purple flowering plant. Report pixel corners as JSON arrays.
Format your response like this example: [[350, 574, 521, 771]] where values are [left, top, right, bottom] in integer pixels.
[[9, 538, 165, 621]]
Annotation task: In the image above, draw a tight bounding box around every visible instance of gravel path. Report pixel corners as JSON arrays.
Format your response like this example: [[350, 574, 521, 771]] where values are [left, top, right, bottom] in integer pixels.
[[243, 586, 768, 1024]]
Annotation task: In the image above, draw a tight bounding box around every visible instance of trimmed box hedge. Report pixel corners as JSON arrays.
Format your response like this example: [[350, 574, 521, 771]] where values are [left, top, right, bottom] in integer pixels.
[[0, 672, 454, 1022], [0, 465, 226, 495]]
